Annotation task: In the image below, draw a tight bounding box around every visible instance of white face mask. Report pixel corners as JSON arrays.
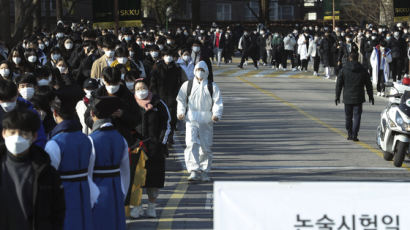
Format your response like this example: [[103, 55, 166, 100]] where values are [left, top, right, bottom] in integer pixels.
[[28, 56, 37, 63], [126, 82, 134, 91], [1, 101, 17, 112], [195, 70, 207, 80], [38, 110, 47, 121], [135, 89, 149, 99], [192, 46, 200, 53], [158, 45, 164, 50], [57, 66, 67, 74], [19, 87, 35, 100], [164, 56, 173, 63], [5, 135, 32, 155], [136, 41, 142, 46], [56, 33, 64, 39], [65, 43, 73, 50], [12, 57, 21, 65], [0, 69, 10, 77], [117, 57, 128, 64], [105, 84, 120, 94], [51, 54, 61, 61], [151, 52, 159, 58], [38, 44, 45, 50], [129, 51, 135, 57], [84, 89, 92, 98], [44, 41, 50, 47], [105, 50, 115, 58], [38, 78, 50, 86], [182, 55, 190, 62]]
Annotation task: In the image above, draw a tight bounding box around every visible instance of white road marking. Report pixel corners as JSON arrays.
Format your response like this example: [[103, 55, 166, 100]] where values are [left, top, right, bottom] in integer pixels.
[[205, 192, 213, 210]]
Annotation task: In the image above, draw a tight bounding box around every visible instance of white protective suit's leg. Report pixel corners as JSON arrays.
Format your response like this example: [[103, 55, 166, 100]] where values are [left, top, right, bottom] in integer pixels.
[[184, 121, 201, 173], [198, 123, 214, 173]]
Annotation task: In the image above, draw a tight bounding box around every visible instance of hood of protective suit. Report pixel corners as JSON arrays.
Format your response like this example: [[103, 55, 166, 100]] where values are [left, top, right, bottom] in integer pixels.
[[194, 61, 209, 79]]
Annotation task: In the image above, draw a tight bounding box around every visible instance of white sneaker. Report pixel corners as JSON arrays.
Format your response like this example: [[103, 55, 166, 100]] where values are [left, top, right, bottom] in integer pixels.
[[130, 205, 144, 219], [313, 71, 318, 76], [201, 172, 211, 182], [377, 92, 381, 96], [334, 77, 337, 82], [146, 203, 157, 218], [292, 68, 297, 71], [326, 75, 330, 79], [188, 171, 201, 181], [381, 92, 385, 97]]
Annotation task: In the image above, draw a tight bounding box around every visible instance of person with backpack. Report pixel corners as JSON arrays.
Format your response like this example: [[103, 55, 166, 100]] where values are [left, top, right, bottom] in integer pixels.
[[176, 61, 223, 182]]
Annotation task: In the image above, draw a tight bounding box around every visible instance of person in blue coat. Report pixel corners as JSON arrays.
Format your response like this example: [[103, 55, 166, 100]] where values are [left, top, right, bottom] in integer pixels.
[[45, 89, 99, 230], [88, 96, 130, 230], [0, 79, 46, 148]]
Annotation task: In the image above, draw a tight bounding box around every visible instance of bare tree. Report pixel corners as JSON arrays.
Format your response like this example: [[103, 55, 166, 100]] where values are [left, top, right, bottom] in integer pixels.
[[0, 0, 11, 44], [13, 0, 39, 46], [246, 0, 270, 25], [342, 0, 394, 26], [142, 0, 181, 27]]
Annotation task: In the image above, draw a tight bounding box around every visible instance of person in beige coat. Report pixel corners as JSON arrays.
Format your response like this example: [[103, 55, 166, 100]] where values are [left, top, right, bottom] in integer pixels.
[[91, 40, 116, 80]]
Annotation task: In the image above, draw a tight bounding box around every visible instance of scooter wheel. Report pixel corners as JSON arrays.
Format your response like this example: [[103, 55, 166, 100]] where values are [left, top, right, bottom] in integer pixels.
[[394, 141, 407, 167], [383, 151, 393, 161]]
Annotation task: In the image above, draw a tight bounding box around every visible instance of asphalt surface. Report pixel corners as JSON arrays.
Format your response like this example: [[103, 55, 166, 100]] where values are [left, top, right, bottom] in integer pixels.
[[127, 61, 410, 230]]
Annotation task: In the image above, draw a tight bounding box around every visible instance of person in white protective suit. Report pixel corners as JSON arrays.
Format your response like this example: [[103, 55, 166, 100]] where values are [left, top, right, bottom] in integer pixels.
[[176, 61, 223, 182]]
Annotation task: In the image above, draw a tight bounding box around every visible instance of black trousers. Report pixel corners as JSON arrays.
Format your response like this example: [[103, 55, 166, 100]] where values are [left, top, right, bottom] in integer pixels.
[[391, 57, 403, 81], [377, 70, 385, 93], [313, 55, 320, 72], [283, 50, 294, 69], [344, 103, 363, 138], [239, 55, 258, 68], [301, 59, 308, 71]]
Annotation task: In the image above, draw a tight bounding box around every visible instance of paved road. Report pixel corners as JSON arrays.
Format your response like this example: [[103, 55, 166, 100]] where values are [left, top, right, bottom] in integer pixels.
[[127, 62, 410, 230]]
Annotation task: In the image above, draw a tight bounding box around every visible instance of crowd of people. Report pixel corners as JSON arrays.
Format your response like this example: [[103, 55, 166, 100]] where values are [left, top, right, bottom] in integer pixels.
[[0, 18, 409, 229]]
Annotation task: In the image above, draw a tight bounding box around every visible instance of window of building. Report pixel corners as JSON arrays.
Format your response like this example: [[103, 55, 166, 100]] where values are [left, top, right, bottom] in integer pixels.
[[245, 0, 259, 21], [216, 3, 232, 21], [269, 0, 279, 20], [279, 5, 294, 20]]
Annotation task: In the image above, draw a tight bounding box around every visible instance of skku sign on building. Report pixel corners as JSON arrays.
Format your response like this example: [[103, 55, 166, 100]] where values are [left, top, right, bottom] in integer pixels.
[[214, 182, 407, 230]]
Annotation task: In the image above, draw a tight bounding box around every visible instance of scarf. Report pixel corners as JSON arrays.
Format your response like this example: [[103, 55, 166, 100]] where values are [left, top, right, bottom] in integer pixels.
[[135, 92, 153, 111]]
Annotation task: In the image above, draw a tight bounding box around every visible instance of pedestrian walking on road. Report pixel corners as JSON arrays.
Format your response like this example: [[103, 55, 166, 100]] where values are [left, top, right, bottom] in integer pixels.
[[177, 61, 223, 182], [336, 52, 374, 142]]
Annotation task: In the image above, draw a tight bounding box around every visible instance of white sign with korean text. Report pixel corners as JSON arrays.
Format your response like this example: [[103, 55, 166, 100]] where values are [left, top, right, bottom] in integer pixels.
[[214, 182, 410, 230]]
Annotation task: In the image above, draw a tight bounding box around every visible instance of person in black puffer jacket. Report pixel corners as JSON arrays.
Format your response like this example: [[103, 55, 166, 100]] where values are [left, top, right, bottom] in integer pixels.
[[336, 52, 374, 142]]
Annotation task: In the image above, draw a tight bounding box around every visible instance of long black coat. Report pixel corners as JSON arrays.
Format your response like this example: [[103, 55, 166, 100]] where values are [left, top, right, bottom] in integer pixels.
[[336, 61, 373, 105], [149, 60, 186, 109], [135, 95, 170, 188], [85, 85, 139, 146], [0, 144, 65, 230], [320, 37, 332, 67]]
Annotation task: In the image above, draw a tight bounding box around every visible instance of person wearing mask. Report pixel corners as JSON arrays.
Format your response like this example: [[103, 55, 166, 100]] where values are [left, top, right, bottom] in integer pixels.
[[176, 61, 223, 182], [337, 35, 359, 76], [35, 67, 53, 87], [8, 47, 27, 77], [16, 74, 37, 102], [150, 50, 186, 145], [128, 43, 147, 79], [24, 49, 40, 73], [85, 67, 139, 146], [130, 78, 171, 218], [362, 31, 375, 73], [238, 30, 258, 69], [88, 96, 130, 229], [257, 30, 268, 66], [31, 86, 56, 135], [320, 31, 333, 79], [297, 32, 310, 72], [46, 47, 63, 69], [388, 30, 406, 82], [222, 32, 233, 64], [45, 90, 99, 230], [124, 71, 139, 93], [213, 27, 225, 67], [0, 80, 46, 147], [0, 108, 65, 230], [0, 61, 12, 81], [308, 34, 321, 76], [91, 39, 116, 80], [177, 49, 195, 81], [111, 47, 133, 72], [76, 78, 99, 135], [371, 40, 392, 96], [143, 46, 161, 84], [336, 52, 374, 142], [283, 33, 297, 71]]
